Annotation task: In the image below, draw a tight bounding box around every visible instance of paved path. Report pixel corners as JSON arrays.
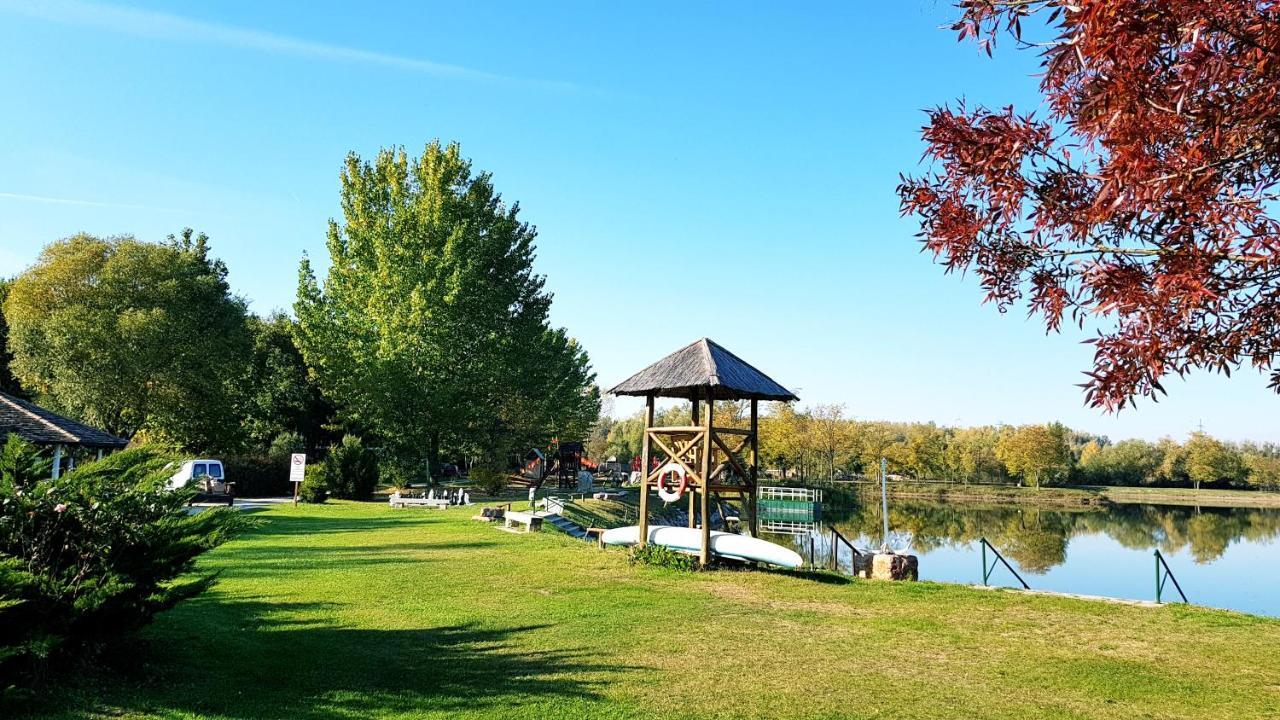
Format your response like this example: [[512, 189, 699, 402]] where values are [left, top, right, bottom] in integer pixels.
[[186, 496, 293, 514]]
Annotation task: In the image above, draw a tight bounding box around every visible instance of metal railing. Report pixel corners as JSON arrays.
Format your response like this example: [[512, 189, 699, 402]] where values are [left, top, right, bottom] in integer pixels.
[[759, 486, 823, 502], [980, 537, 1029, 589], [1154, 549, 1188, 604], [827, 527, 862, 574]]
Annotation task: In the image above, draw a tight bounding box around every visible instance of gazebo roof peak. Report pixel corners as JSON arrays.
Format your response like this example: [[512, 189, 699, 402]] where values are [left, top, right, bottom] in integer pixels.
[[608, 337, 798, 402]]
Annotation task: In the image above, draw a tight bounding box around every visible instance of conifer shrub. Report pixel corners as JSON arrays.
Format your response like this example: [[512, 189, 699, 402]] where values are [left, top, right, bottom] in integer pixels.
[[0, 436, 249, 693]]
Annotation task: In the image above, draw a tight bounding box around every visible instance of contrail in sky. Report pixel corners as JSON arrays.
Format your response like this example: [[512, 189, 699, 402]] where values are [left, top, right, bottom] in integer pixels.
[[0, 0, 582, 92], [0, 191, 188, 213]]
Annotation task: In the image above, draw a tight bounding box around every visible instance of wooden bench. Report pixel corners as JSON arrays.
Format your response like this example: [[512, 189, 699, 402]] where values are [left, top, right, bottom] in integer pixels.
[[503, 510, 542, 533]]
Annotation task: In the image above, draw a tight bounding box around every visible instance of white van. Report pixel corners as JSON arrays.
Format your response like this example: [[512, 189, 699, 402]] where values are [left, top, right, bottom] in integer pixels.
[[168, 459, 230, 496]]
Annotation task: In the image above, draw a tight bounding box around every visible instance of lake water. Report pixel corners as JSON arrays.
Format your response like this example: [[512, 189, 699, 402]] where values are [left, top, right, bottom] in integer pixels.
[[760, 499, 1280, 617]]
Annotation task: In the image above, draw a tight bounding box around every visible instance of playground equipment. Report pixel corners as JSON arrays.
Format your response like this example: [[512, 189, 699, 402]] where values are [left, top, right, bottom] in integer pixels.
[[512, 441, 587, 491]]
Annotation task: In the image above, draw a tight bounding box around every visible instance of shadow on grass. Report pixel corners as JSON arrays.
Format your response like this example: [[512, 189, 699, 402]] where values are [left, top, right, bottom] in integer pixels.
[[771, 569, 854, 585], [213, 541, 499, 579], [52, 598, 625, 720], [249, 513, 443, 537]]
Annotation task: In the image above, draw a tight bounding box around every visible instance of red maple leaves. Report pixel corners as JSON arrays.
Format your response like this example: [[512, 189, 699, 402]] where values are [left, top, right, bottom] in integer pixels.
[[899, 0, 1280, 409]]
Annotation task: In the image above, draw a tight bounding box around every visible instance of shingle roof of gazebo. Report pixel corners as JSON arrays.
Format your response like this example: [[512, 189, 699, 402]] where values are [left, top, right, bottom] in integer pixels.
[[609, 338, 799, 402], [0, 392, 129, 449]]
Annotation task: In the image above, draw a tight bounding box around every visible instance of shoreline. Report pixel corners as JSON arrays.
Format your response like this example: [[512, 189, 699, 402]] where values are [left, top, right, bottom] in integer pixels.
[[842, 481, 1280, 509]]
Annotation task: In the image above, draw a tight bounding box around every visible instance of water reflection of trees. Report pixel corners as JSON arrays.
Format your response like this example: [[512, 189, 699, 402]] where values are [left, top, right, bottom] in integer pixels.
[[824, 502, 1280, 573]]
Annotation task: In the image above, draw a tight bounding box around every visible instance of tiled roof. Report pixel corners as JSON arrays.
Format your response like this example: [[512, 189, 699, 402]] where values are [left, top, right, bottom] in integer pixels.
[[609, 338, 798, 402], [0, 391, 129, 448]]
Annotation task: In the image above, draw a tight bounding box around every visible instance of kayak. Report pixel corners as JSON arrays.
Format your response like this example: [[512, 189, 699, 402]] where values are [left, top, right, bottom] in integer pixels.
[[600, 524, 803, 569]]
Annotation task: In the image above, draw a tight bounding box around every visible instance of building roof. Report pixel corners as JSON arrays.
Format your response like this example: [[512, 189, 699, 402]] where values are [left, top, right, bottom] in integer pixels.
[[608, 338, 799, 402], [0, 391, 129, 449]]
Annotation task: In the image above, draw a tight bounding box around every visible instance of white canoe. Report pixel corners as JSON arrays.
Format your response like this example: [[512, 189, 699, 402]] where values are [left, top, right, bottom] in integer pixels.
[[600, 524, 803, 569]]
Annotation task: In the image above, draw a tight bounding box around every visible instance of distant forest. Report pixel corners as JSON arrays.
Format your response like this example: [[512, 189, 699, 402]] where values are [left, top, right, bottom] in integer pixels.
[[589, 402, 1280, 491]]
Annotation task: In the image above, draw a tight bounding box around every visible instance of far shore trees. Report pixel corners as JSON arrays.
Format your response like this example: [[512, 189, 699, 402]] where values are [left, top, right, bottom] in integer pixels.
[[295, 141, 599, 478], [996, 424, 1071, 488], [4, 231, 250, 450], [1185, 433, 1246, 492], [899, 1, 1280, 409]]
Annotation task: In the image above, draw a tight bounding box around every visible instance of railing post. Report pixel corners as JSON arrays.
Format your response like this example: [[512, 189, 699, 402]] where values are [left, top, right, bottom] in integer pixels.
[[981, 539, 989, 586], [1155, 550, 1163, 604]]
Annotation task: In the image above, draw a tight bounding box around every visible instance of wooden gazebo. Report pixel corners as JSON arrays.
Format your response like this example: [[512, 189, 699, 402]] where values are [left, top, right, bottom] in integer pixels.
[[609, 338, 798, 565], [0, 391, 128, 478]]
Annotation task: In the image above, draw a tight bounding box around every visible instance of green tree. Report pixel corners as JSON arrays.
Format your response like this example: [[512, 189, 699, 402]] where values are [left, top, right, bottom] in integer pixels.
[[1157, 438, 1188, 485], [586, 411, 615, 462], [1080, 439, 1163, 486], [899, 422, 949, 481], [852, 421, 902, 480], [761, 403, 816, 479], [4, 231, 250, 450], [0, 279, 24, 397], [996, 424, 1071, 488], [810, 403, 853, 480], [1184, 432, 1245, 491], [0, 278, 26, 397], [945, 425, 1004, 484], [604, 415, 645, 464], [1243, 453, 1280, 490], [239, 312, 334, 452], [295, 142, 597, 473]]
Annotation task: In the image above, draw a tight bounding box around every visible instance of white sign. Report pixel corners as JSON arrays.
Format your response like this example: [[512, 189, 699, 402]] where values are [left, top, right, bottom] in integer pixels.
[[289, 453, 307, 483]]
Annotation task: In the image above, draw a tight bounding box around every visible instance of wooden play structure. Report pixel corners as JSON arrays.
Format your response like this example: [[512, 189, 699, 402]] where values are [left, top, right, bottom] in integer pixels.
[[609, 338, 798, 565], [513, 441, 586, 491]]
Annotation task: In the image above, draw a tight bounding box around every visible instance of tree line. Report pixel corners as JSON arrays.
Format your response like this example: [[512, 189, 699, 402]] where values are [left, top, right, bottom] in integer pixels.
[[0, 141, 600, 484], [587, 402, 1280, 491]]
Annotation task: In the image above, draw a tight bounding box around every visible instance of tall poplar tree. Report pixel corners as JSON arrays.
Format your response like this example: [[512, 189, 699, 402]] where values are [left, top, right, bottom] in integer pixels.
[[295, 142, 598, 474]]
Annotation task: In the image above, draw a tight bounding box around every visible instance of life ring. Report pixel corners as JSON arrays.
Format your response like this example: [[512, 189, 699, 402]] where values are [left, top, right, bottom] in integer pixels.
[[655, 463, 689, 502]]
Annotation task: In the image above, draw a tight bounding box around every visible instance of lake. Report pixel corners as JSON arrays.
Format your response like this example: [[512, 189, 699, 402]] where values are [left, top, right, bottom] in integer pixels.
[[760, 498, 1280, 617]]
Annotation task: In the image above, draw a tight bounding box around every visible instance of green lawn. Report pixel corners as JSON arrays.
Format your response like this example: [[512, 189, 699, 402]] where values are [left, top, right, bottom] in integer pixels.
[[33, 501, 1280, 719]]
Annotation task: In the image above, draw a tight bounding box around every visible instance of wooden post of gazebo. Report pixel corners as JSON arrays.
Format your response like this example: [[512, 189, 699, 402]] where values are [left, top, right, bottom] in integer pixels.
[[609, 338, 798, 566]]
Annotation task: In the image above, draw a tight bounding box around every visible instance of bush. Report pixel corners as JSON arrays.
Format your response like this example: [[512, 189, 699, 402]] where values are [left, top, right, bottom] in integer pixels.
[[628, 543, 702, 572], [321, 435, 379, 501], [470, 465, 509, 496], [379, 456, 428, 489], [222, 455, 290, 497], [0, 435, 249, 692], [266, 432, 305, 463], [297, 465, 329, 504]]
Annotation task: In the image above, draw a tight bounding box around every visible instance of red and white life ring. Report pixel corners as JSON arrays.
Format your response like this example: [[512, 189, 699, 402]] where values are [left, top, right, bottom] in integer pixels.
[[655, 462, 689, 502]]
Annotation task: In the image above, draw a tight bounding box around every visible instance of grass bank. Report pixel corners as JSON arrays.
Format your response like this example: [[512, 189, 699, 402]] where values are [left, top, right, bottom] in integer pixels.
[[846, 480, 1280, 509], [26, 501, 1280, 720]]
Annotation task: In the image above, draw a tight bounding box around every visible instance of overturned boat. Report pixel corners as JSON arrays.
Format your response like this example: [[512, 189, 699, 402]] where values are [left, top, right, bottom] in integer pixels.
[[601, 524, 803, 569]]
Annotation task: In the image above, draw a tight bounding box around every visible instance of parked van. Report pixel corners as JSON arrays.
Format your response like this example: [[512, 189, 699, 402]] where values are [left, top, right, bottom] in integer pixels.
[[168, 459, 233, 504]]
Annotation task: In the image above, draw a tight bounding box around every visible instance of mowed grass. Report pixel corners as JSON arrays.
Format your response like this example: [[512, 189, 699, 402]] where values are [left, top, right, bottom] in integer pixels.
[[34, 501, 1280, 720]]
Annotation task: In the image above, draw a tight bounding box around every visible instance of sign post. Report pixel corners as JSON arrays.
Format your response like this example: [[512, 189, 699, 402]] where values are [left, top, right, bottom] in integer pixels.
[[290, 453, 307, 505]]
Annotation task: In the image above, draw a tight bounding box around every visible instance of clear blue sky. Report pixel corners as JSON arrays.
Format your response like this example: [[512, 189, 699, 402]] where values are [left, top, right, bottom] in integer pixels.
[[1, 0, 1275, 443]]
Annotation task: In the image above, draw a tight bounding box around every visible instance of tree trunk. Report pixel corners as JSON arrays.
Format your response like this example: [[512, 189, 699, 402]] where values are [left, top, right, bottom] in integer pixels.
[[428, 431, 441, 483]]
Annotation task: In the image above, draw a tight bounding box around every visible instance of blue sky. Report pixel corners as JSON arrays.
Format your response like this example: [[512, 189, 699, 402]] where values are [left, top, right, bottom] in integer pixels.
[[1, 0, 1276, 442]]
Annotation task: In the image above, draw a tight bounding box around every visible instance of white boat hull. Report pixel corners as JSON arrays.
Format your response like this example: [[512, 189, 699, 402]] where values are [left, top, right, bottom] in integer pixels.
[[600, 524, 803, 569]]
